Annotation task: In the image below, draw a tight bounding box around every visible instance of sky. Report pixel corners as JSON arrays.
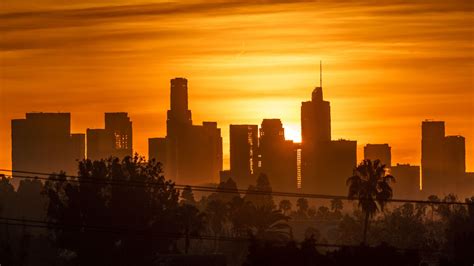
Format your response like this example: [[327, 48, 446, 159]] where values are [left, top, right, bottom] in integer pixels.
[[0, 0, 473, 173]]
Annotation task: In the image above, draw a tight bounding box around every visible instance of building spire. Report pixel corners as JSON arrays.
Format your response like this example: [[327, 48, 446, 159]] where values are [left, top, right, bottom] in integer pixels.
[[319, 60, 322, 88]]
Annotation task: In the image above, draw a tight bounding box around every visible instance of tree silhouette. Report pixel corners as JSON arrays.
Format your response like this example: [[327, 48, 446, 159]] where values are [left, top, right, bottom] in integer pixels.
[[205, 199, 228, 251], [43, 156, 183, 264], [427, 195, 440, 221], [178, 204, 206, 254], [346, 159, 394, 245], [330, 198, 344, 213], [296, 197, 309, 218], [278, 199, 292, 216], [180, 185, 196, 206]]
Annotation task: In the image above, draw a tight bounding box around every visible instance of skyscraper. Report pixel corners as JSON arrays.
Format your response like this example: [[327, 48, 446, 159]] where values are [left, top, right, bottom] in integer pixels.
[[86, 113, 133, 160], [229, 124, 259, 189], [364, 144, 391, 168], [421, 120, 466, 196], [443, 135, 465, 194], [149, 78, 223, 185], [391, 163, 421, 200], [11, 113, 84, 187], [259, 119, 297, 192], [421, 120, 445, 195], [300, 65, 356, 195], [148, 137, 167, 169]]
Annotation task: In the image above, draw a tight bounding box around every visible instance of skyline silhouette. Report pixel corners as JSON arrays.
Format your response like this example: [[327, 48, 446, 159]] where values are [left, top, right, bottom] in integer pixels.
[[8, 76, 473, 199]]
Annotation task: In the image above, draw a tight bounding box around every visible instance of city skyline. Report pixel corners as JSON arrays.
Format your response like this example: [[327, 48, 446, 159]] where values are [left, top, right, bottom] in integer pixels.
[[8, 76, 471, 198], [3, 76, 473, 173], [1, 0, 473, 174]]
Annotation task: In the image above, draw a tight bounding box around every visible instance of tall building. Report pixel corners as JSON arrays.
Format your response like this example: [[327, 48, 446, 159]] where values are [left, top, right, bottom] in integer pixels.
[[364, 144, 391, 168], [87, 113, 133, 160], [300, 65, 356, 195], [11, 113, 84, 187], [421, 120, 445, 195], [229, 124, 259, 189], [391, 163, 421, 200], [148, 137, 167, 170], [105, 112, 133, 158], [443, 135, 465, 194], [259, 119, 297, 192], [326, 139, 357, 195], [149, 78, 223, 185], [421, 120, 466, 196]]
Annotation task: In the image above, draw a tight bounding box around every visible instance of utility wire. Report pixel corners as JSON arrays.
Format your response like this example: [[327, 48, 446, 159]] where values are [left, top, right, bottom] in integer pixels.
[[0, 216, 443, 254], [1, 169, 471, 206]]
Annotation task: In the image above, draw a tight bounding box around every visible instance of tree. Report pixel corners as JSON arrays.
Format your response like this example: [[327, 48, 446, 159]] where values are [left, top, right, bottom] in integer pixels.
[[178, 204, 206, 254], [346, 159, 394, 245], [278, 200, 292, 216], [248, 205, 291, 242], [43, 156, 183, 264], [330, 198, 344, 213], [296, 198, 309, 218], [244, 174, 274, 208], [205, 199, 228, 251], [427, 195, 440, 221], [180, 185, 196, 206]]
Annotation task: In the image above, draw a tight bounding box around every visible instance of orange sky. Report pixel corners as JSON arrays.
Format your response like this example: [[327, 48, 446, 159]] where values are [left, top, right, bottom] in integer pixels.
[[0, 0, 473, 172]]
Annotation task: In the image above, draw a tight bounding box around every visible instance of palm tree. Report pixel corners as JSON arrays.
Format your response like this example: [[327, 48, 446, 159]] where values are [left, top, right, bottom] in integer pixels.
[[279, 199, 292, 216], [296, 197, 309, 218], [346, 159, 394, 245], [427, 195, 440, 221], [250, 204, 291, 242], [330, 198, 343, 213]]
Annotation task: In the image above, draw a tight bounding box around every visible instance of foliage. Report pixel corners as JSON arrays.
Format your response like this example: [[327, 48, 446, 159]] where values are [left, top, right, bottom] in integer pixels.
[[346, 159, 394, 244]]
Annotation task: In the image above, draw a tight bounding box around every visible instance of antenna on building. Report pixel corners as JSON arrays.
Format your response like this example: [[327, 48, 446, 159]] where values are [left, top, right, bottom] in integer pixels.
[[319, 60, 322, 88]]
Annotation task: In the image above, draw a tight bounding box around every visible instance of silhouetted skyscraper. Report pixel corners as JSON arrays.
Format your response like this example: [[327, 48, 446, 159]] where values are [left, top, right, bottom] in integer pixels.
[[150, 78, 223, 185], [364, 144, 391, 168], [87, 113, 133, 160], [300, 72, 356, 195], [148, 137, 167, 169], [259, 119, 297, 192], [421, 120, 445, 195], [105, 112, 133, 158], [421, 120, 466, 196], [11, 113, 84, 187], [229, 124, 259, 189], [391, 163, 421, 200], [325, 139, 357, 195], [443, 135, 465, 194]]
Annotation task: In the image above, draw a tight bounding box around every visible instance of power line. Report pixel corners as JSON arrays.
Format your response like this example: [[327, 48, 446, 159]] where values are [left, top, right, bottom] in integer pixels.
[[1, 169, 471, 206], [0, 216, 443, 254]]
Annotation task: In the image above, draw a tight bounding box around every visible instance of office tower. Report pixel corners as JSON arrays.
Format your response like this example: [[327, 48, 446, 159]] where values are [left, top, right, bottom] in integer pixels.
[[364, 144, 391, 168], [421, 120, 467, 196], [259, 119, 297, 192], [229, 124, 259, 189], [87, 113, 133, 161], [11, 113, 84, 187], [300, 65, 356, 195], [148, 137, 167, 170], [149, 78, 223, 185], [70, 133, 86, 162], [87, 129, 112, 160], [443, 135, 465, 194], [391, 163, 421, 200], [325, 139, 357, 195], [421, 120, 445, 195], [105, 112, 133, 158]]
